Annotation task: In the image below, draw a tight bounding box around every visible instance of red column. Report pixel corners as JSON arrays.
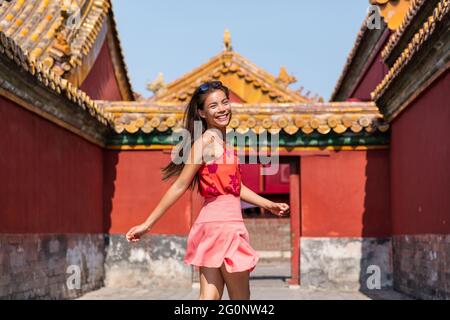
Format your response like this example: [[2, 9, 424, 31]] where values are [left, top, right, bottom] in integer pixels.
[[288, 157, 301, 285]]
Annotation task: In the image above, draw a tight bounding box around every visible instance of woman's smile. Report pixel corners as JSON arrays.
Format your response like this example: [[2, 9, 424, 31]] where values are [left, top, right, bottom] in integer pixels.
[[215, 113, 229, 123]]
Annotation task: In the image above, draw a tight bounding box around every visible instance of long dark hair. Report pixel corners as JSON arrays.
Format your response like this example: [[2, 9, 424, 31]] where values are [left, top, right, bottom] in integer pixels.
[[161, 81, 230, 190]]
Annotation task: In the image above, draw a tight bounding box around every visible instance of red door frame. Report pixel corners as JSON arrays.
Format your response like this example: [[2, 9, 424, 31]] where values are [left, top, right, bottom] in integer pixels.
[[281, 156, 301, 285]]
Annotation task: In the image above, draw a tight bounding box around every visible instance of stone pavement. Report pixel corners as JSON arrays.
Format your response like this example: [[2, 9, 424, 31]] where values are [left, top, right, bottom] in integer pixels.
[[78, 261, 413, 300]]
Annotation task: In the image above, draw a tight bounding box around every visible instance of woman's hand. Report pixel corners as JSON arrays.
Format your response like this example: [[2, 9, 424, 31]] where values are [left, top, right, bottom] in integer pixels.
[[266, 202, 290, 217], [126, 223, 151, 242]]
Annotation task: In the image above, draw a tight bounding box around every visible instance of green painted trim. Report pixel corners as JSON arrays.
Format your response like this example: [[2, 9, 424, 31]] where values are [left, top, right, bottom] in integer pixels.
[[276, 131, 389, 147], [107, 129, 389, 147]]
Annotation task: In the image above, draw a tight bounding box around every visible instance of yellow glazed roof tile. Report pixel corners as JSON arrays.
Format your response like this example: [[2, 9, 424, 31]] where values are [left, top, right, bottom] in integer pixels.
[[0, 0, 133, 99], [97, 100, 389, 135], [0, 28, 113, 125]]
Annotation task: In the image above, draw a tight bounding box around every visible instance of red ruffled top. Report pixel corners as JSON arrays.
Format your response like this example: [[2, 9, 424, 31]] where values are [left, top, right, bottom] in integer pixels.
[[198, 145, 241, 198]]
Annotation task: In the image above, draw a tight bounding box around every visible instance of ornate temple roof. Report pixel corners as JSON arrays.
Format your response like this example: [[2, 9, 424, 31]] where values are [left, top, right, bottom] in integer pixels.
[[1, 2, 395, 148], [146, 30, 321, 105], [0, 28, 112, 126], [331, 0, 448, 104], [96, 29, 390, 146], [98, 100, 389, 137], [380, 0, 427, 61], [371, 0, 449, 101], [0, 0, 133, 100]]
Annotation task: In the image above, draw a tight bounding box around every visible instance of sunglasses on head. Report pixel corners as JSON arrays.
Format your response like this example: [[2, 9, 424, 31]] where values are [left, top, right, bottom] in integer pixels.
[[197, 81, 223, 94]]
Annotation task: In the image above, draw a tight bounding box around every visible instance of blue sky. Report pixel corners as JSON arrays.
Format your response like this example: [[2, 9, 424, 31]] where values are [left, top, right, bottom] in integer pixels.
[[111, 0, 369, 101]]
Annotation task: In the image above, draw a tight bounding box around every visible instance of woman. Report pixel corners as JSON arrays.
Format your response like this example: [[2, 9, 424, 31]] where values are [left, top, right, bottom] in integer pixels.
[[126, 81, 290, 300]]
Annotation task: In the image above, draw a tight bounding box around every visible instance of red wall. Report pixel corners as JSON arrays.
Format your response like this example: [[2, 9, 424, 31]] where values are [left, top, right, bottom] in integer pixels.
[[240, 163, 290, 194], [301, 150, 391, 237], [0, 95, 394, 238], [0, 96, 104, 233], [103, 148, 392, 238], [240, 163, 261, 192], [79, 39, 124, 101], [263, 163, 290, 194], [351, 50, 389, 101], [103, 150, 192, 235], [390, 71, 450, 235]]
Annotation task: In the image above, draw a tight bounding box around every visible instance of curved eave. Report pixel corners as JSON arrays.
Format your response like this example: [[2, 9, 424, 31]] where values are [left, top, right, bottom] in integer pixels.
[[97, 101, 389, 138]]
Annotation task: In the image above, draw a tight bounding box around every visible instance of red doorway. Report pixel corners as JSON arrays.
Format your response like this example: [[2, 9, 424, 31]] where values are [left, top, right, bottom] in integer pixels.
[[240, 155, 301, 286]]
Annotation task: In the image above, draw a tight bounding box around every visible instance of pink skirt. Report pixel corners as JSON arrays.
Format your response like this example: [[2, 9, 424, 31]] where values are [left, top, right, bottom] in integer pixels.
[[184, 194, 259, 273]]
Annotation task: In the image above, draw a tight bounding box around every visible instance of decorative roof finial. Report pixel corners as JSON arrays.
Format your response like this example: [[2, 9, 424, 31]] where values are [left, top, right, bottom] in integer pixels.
[[276, 66, 296, 86], [224, 29, 232, 51], [147, 72, 167, 96]]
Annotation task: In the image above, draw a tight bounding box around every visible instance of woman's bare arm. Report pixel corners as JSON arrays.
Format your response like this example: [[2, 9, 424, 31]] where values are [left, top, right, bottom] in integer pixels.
[[240, 181, 290, 216], [141, 162, 199, 230], [126, 136, 209, 241], [240, 182, 272, 210]]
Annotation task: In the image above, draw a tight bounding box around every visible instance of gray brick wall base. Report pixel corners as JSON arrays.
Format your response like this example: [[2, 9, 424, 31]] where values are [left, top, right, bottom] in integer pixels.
[[0, 234, 105, 299], [2, 233, 449, 299], [300, 237, 393, 291], [393, 234, 450, 300], [105, 234, 192, 289]]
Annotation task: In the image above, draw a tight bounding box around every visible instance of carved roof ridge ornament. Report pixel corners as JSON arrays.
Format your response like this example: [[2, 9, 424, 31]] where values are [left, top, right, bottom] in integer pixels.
[[147, 72, 167, 96], [276, 66, 297, 87]]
